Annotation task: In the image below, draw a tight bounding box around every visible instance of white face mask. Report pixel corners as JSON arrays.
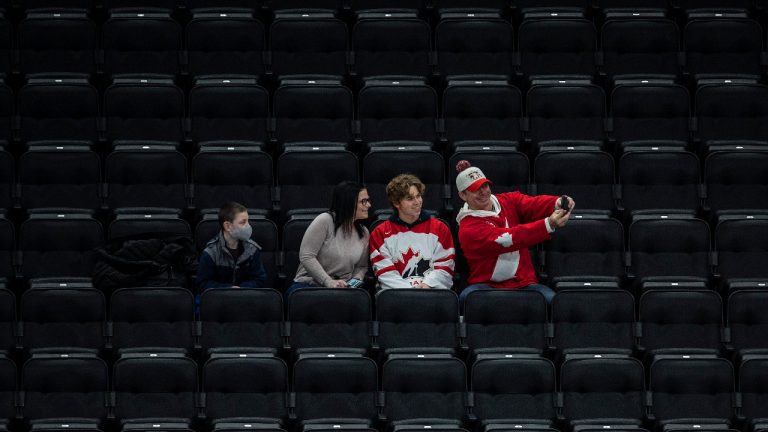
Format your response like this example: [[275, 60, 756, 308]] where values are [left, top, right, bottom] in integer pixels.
[[230, 223, 252, 242]]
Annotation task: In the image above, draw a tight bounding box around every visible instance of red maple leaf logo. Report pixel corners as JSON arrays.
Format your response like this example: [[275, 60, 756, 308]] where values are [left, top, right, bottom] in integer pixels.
[[399, 247, 420, 265]]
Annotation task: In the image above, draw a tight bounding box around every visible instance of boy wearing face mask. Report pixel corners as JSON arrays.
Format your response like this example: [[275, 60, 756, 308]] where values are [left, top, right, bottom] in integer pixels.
[[196, 201, 267, 293]]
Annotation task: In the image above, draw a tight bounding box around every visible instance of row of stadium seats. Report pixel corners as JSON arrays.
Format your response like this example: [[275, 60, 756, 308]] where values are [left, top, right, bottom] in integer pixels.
[[0, 77, 766, 152], [2, 0, 766, 13], [0, 351, 765, 432], [3, 145, 768, 218], [0, 9, 768, 80], [2, 209, 768, 290], [0, 286, 767, 362]]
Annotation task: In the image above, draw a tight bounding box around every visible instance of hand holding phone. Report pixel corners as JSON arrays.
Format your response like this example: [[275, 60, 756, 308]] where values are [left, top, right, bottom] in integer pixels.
[[347, 278, 363, 289]]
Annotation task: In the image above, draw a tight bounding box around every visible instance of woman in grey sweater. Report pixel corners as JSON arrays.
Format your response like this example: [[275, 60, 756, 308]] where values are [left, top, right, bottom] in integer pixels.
[[286, 181, 372, 295]]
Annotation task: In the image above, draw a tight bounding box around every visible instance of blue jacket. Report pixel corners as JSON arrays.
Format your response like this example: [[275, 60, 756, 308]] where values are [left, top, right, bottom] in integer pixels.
[[196, 231, 267, 292]]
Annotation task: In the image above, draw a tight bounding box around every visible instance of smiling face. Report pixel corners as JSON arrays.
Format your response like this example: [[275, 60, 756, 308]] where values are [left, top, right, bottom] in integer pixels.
[[393, 185, 423, 223], [355, 189, 371, 221], [459, 182, 493, 211]]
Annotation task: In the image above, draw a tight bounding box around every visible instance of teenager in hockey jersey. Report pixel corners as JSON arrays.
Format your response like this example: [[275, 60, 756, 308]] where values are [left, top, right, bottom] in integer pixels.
[[370, 174, 455, 290], [454, 160, 574, 303]]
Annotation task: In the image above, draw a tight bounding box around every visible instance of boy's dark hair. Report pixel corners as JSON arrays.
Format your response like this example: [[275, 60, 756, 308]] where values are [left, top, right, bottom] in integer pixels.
[[329, 181, 367, 239], [218, 202, 248, 230]]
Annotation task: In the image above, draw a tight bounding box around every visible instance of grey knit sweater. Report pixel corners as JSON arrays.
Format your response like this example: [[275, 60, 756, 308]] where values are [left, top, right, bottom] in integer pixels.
[[293, 212, 370, 287]]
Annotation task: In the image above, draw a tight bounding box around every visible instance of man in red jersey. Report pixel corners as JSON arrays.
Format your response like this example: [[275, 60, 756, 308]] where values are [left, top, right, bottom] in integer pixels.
[[454, 160, 574, 303]]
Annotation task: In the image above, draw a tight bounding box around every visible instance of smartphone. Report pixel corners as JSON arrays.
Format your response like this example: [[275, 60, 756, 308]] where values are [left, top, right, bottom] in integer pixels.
[[559, 195, 571, 213], [347, 278, 363, 288]]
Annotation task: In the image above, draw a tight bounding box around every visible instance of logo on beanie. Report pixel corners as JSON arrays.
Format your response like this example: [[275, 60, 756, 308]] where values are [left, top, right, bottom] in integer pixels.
[[467, 170, 483, 181]]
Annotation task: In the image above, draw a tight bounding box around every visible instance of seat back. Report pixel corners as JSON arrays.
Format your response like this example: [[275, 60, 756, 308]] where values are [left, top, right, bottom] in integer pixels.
[[110, 287, 195, 352], [382, 354, 466, 422], [287, 288, 372, 352], [199, 288, 284, 353], [376, 289, 459, 352], [203, 353, 288, 423]]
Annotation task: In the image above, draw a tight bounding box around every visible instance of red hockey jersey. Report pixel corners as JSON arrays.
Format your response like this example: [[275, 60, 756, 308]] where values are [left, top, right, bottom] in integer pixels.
[[456, 192, 557, 289], [369, 214, 455, 290]]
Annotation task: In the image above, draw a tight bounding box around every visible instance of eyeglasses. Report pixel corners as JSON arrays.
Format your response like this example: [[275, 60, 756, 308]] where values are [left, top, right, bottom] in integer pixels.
[[359, 198, 371, 205]]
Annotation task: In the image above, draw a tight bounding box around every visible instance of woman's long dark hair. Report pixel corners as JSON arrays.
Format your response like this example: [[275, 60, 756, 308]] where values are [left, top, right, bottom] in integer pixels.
[[329, 181, 367, 239]]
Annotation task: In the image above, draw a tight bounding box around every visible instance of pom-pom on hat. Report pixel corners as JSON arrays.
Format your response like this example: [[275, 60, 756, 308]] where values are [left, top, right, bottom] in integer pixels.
[[455, 160, 492, 193]]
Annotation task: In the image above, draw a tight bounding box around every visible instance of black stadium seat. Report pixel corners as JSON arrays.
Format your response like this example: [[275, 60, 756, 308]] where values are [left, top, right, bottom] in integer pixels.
[[442, 79, 523, 147], [704, 148, 768, 213], [551, 290, 636, 356], [110, 287, 195, 353], [18, 10, 97, 76], [727, 290, 768, 356], [292, 353, 378, 426], [104, 77, 185, 145], [609, 80, 690, 149], [540, 214, 625, 285], [192, 142, 273, 212], [188, 77, 269, 146], [638, 289, 723, 356], [463, 290, 548, 355], [287, 288, 372, 354], [199, 288, 284, 354], [375, 289, 459, 354], [647, 356, 735, 431], [684, 13, 763, 80], [518, 11, 597, 80], [695, 81, 768, 148], [470, 354, 557, 426], [18, 77, 100, 145], [102, 9, 181, 77], [112, 352, 198, 424], [533, 149, 615, 213], [186, 10, 265, 78], [381, 354, 467, 427], [739, 355, 768, 426], [277, 147, 358, 220], [202, 353, 288, 425], [352, 11, 431, 78], [627, 214, 711, 290], [18, 211, 104, 280], [560, 354, 645, 426], [358, 78, 438, 145], [601, 13, 680, 80], [105, 144, 188, 210], [18, 145, 102, 211], [20, 284, 106, 353], [269, 11, 348, 78], [435, 11, 514, 79], [21, 353, 109, 424], [714, 215, 768, 291], [618, 149, 701, 215], [526, 81, 606, 150], [273, 78, 354, 146]]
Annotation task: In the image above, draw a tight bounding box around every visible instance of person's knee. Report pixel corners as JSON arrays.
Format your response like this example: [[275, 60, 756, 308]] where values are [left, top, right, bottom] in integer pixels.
[[458, 283, 490, 303]]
